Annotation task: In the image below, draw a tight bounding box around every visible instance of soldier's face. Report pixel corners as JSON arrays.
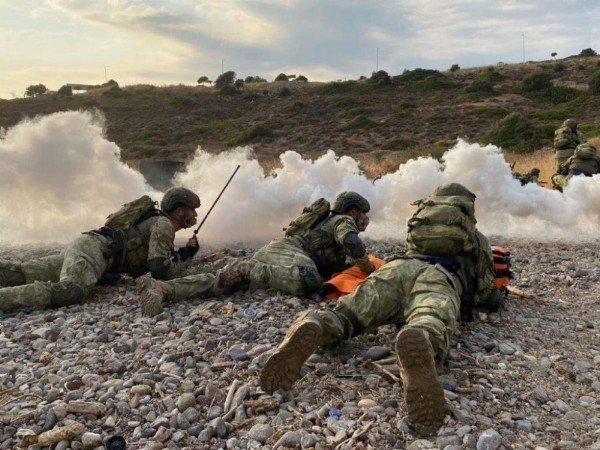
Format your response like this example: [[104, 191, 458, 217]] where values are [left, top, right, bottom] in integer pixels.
[[178, 207, 198, 229], [356, 211, 370, 232]]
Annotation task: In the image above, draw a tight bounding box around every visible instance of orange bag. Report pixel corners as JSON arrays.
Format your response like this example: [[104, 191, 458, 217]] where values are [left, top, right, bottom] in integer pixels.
[[321, 255, 385, 300], [491, 246, 512, 293]]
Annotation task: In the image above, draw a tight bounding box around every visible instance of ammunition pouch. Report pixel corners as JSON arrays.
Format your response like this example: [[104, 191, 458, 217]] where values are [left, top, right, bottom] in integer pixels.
[[334, 303, 364, 339], [90, 227, 125, 264], [298, 266, 321, 295], [459, 292, 475, 322], [49, 281, 85, 307]]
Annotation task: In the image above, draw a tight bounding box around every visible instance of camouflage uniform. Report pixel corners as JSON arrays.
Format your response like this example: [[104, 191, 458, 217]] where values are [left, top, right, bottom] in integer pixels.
[[0, 203, 217, 313], [563, 144, 600, 181], [259, 183, 501, 434], [302, 230, 496, 360], [250, 214, 372, 296], [553, 119, 586, 171]]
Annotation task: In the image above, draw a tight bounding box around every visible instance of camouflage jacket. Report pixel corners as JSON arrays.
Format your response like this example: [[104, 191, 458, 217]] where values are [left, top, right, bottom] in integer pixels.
[[405, 230, 496, 307], [298, 214, 368, 278], [565, 155, 600, 177], [119, 216, 192, 279]]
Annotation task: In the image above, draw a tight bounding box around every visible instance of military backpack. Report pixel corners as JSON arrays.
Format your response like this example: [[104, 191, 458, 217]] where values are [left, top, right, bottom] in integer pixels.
[[406, 194, 477, 257], [284, 198, 331, 237], [104, 195, 161, 231], [573, 143, 597, 160]]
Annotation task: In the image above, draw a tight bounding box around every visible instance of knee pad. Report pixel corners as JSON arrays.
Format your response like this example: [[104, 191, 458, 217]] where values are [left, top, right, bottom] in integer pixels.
[[0, 262, 26, 287], [49, 281, 85, 307]]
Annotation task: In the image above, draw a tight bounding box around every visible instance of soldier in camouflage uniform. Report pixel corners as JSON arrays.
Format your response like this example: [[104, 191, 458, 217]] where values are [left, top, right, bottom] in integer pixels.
[[248, 191, 375, 296], [259, 183, 503, 435], [135, 192, 374, 314], [553, 118, 586, 171], [0, 187, 225, 315], [562, 143, 600, 181]]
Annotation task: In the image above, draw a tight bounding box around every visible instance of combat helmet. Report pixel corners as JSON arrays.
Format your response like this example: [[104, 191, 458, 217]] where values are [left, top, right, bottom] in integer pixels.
[[160, 187, 200, 212], [562, 118, 577, 130], [433, 183, 476, 200], [332, 191, 370, 214]]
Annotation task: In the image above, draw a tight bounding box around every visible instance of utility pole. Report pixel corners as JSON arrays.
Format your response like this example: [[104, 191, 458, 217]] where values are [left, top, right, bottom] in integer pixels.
[[221, 59, 224, 75], [376, 47, 379, 72], [104, 66, 110, 82], [522, 34, 525, 62]]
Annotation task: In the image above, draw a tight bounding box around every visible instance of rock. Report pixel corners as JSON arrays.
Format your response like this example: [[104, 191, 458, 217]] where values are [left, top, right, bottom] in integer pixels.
[[248, 424, 274, 444], [273, 430, 301, 449], [80, 432, 103, 448], [177, 393, 196, 412], [476, 428, 502, 450], [364, 345, 391, 360]]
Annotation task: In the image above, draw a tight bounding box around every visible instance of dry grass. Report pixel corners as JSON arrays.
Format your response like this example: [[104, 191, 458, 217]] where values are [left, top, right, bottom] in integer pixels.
[[505, 147, 556, 186]]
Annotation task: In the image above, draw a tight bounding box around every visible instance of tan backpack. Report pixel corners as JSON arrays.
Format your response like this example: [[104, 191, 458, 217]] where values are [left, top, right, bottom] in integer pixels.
[[284, 198, 331, 237], [406, 195, 477, 256]]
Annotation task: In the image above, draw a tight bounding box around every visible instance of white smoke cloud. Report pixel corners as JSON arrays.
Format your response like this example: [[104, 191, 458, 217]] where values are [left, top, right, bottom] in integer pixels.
[[1, 111, 600, 247]]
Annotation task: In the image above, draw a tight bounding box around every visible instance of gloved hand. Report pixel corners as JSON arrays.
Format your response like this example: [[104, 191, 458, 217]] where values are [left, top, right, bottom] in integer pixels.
[[177, 235, 199, 261]]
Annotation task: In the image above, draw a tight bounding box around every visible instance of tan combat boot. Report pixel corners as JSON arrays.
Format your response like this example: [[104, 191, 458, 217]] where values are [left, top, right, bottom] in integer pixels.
[[395, 327, 446, 435], [260, 316, 323, 394], [136, 275, 174, 317], [216, 259, 256, 291]]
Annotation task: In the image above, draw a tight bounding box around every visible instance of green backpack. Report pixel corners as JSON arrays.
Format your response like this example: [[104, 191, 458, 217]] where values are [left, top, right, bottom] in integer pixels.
[[574, 143, 597, 160], [284, 198, 331, 237], [104, 195, 160, 231], [406, 195, 477, 256]]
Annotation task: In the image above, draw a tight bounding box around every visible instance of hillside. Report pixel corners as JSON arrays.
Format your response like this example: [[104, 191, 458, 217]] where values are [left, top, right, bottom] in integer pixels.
[[2, 56, 600, 177]]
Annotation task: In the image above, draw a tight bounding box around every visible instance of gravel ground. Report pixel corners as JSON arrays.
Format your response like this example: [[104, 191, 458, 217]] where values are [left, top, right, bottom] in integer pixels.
[[1, 239, 599, 450]]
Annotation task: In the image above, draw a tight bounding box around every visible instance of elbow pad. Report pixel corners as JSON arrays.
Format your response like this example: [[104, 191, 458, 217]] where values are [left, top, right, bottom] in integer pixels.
[[147, 258, 170, 280], [342, 233, 367, 258]]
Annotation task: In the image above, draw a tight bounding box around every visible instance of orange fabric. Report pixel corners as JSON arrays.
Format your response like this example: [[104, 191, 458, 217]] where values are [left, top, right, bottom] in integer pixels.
[[322, 254, 385, 300]]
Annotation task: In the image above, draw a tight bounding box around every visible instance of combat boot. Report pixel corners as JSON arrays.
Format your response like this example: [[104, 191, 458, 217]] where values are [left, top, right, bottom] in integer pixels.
[[260, 315, 323, 393], [216, 259, 256, 291], [0, 261, 26, 287], [395, 327, 446, 435], [136, 275, 174, 317]]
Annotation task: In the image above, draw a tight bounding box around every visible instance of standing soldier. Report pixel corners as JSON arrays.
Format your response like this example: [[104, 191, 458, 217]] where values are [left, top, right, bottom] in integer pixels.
[[553, 118, 586, 172], [0, 187, 233, 315]]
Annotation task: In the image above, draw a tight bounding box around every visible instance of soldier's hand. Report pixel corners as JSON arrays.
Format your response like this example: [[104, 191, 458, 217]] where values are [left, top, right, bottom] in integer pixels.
[[187, 235, 199, 248]]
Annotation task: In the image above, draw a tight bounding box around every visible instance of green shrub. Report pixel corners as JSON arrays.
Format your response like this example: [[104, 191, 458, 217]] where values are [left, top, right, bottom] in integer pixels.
[[382, 137, 415, 151], [579, 48, 598, 57], [315, 81, 378, 95], [521, 72, 552, 92], [527, 86, 582, 103], [472, 107, 508, 118], [279, 86, 291, 96], [339, 115, 376, 130], [479, 67, 505, 82], [228, 123, 273, 145], [398, 68, 444, 82], [414, 75, 452, 91], [482, 112, 548, 151], [296, 75, 308, 82], [450, 64, 460, 72], [554, 63, 565, 73], [589, 71, 600, 95], [370, 70, 391, 85], [102, 86, 130, 97], [528, 105, 576, 120], [56, 85, 73, 96], [219, 85, 237, 96], [167, 96, 195, 108], [274, 73, 288, 81], [465, 79, 494, 94]]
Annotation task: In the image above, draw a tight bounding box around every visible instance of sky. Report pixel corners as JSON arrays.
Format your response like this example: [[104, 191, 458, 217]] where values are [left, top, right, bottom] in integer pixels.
[[1, 0, 600, 99]]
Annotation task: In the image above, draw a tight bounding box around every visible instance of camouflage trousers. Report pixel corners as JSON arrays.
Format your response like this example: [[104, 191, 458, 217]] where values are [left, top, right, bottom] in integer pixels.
[[162, 273, 221, 300], [250, 237, 322, 296], [303, 258, 461, 361], [0, 233, 110, 312]]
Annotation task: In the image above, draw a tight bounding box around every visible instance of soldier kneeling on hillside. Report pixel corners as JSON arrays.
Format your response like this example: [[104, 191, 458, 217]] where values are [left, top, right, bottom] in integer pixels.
[[259, 183, 503, 435], [552, 143, 600, 191]]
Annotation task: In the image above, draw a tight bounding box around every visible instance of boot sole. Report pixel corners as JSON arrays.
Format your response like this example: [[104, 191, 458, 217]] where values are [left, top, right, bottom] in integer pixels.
[[136, 277, 164, 317], [396, 328, 446, 434], [260, 321, 322, 394]]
